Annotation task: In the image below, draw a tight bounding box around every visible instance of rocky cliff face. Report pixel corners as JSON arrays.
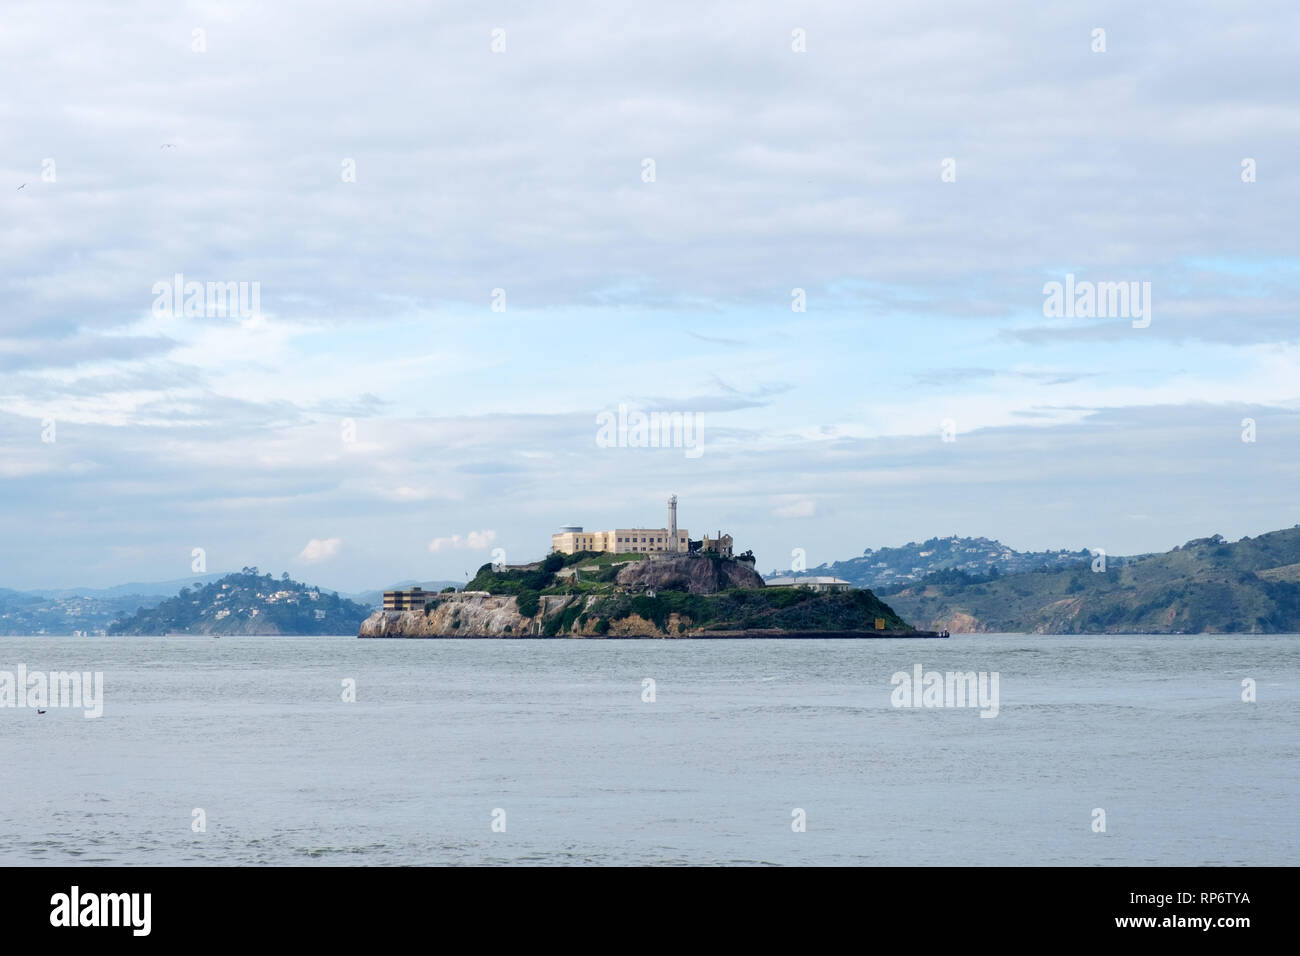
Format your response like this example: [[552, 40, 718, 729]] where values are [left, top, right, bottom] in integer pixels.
[[614, 555, 764, 594], [358, 592, 670, 638], [360, 592, 540, 637]]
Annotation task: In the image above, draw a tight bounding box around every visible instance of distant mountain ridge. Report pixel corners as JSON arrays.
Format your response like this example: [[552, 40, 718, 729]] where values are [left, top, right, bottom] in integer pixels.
[[767, 535, 1109, 590], [882, 527, 1300, 634], [18, 573, 228, 600], [0, 571, 461, 635], [0, 588, 188, 636]]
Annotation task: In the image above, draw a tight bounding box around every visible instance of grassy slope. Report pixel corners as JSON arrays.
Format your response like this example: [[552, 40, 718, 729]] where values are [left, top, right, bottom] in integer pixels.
[[579, 587, 910, 634], [883, 527, 1300, 633]]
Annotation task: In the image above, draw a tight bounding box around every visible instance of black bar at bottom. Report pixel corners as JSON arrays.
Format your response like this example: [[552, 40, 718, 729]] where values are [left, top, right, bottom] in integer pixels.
[[0, 865, 1285, 944]]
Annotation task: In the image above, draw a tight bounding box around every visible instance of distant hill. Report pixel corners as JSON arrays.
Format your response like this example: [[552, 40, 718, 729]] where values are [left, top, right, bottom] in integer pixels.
[[0, 587, 180, 636], [108, 569, 373, 635], [767, 536, 1106, 590], [881, 527, 1300, 634], [0, 573, 256, 635]]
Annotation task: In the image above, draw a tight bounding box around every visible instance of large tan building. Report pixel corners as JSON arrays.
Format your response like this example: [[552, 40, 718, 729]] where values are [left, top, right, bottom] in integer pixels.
[[383, 587, 431, 610], [551, 496, 689, 556]]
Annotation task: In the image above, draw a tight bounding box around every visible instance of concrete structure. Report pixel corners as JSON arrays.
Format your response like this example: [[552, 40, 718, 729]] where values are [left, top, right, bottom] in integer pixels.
[[765, 576, 853, 593], [697, 532, 734, 558], [383, 587, 431, 611], [551, 497, 690, 555]]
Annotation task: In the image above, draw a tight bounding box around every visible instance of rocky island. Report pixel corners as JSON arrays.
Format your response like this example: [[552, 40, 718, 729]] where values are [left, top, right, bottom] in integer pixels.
[[359, 551, 939, 639]]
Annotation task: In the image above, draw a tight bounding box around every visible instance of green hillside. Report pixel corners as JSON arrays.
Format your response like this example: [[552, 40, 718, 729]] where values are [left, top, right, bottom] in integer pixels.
[[574, 587, 909, 635], [109, 569, 372, 635], [882, 527, 1300, 633]]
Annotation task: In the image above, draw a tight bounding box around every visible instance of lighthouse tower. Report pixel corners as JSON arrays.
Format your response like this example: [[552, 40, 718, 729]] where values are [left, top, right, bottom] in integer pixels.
[[668, 495, 679, 552]]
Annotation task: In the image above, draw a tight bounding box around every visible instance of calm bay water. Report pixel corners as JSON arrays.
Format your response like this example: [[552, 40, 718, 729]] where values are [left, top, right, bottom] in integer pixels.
[[2, 634, 1297, 866]]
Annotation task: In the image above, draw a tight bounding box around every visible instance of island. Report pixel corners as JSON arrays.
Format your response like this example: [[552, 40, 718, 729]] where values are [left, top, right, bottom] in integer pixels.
[[110, 568, 373, 635], [359, 549, 941, 640]]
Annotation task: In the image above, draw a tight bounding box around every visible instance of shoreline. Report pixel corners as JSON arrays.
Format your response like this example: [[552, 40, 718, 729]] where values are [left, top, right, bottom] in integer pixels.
[[357, 628, 948, 640]]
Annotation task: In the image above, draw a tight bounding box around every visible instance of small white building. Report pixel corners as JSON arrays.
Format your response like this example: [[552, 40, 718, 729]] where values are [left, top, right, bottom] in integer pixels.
[[765, 576, 853, 593]]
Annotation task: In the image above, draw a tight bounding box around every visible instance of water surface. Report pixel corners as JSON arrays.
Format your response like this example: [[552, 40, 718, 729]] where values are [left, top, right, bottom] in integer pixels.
[[2, 634, 1296, 865]]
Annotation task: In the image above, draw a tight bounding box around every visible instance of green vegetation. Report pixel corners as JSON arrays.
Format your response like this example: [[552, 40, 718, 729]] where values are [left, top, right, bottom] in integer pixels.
[[516, 590, 541, 618], [466, 564, 554, 594], [883, 527, 1300, 633], [575, 586, 908, 634], [466, 550, 645, 595], [879, 567, 1001, 592], [543, 600, 585, 636]]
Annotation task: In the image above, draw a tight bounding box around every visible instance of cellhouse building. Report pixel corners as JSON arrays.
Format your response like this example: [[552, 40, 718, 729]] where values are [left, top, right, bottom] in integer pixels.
[[551, 496, 689, 555]]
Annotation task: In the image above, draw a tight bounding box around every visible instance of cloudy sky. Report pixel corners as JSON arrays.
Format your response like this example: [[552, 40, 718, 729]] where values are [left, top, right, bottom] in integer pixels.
[[2, 1, 1298, 591]]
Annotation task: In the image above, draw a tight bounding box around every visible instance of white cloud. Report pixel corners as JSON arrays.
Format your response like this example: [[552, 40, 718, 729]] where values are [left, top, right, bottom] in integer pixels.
[[298, 537, 342, 562], [429, 530, 497, 552], [380, 485, 438, 502], [773, 498, 816, 519]]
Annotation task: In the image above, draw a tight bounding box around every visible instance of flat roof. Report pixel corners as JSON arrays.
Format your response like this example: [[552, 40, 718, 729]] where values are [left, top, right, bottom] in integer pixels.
[[766, 576, 852, 586]]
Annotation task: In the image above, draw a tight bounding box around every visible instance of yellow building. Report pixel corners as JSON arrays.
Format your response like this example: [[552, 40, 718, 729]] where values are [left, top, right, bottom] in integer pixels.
[[551, 496, 689, 555], [551, 526, 689, 555], [383, 587, 430, 611]]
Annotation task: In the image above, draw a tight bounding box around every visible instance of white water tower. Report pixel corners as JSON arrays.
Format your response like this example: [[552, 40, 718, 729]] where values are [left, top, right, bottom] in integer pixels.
[[668, 495, 678, 552]]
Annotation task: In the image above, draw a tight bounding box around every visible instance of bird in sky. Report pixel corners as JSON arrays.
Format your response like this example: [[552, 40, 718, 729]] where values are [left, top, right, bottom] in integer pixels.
[[160, 143, 177, 149], [16, 183, 26, 190]]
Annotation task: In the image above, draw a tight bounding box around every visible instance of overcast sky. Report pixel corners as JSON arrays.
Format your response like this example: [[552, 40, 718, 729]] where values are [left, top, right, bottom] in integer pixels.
[[2, 1, 1298, 591]]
